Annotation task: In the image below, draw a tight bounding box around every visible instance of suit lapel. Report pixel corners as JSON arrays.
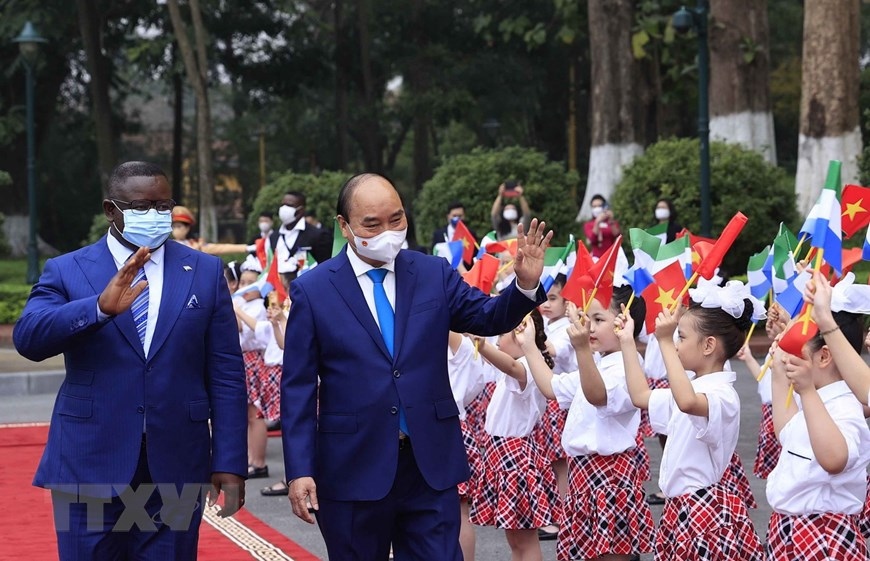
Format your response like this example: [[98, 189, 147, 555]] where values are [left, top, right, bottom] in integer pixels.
[[392, 251, 415, 362], [328, 252, 392, 361], [149, 242, 195, 358], [76, 237, 145, 360]]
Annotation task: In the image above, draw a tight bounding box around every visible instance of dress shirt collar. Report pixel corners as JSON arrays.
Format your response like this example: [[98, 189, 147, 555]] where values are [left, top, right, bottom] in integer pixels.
[[345, 244, 396, 278], [690, 370, 736, 389], [545, 316, 569, 332], [105, 230, 165, 268], [279, 217, 306, 235], [597, 351, 622, 370], [816, 380, 852, 403]]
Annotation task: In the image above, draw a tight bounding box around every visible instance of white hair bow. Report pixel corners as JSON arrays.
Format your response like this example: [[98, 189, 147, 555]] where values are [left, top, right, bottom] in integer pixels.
[[831, 272, 870, 314], [240, 254, 263, 273], [689, 280, 766, 321]]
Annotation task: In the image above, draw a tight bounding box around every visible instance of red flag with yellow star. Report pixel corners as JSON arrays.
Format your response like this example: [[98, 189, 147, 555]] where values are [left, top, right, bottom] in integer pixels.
[[640, 260, 687, 333], [462, 253, 500, 294], [562, 236, 622, 310], [451, 219, 477, 264], [840, 184, 870, 238], [778, 304, 819, 357]]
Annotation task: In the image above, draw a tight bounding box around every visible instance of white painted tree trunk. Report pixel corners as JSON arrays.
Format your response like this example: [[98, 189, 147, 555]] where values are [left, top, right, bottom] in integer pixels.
[[2, 215, 60, 258], [710, 111, 777, 164], [795, 128, 862, 215], [577, 143, 644, 221]]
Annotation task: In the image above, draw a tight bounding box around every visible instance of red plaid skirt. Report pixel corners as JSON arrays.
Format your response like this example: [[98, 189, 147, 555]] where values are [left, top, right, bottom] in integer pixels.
[[860, 475, 870, 540], [557, 451, 655, 560], [250, 362, 281, 422], [465, 382, 495, 453], [766, 511, 868, 561], [533, 399, 568, 463], [721, 452, 757, 510], [469, 434, 560, 529], [639, 377, 670, 438], [655, 480, 762, 561], [457, 418, 483, 499], [753, 403, 781, 479], [633, 429, 651, 482], [243, 350, 265, 404]]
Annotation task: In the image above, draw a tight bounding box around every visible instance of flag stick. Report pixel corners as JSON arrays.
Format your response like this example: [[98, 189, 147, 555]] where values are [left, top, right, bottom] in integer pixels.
[[668, 271, 698, 314], [625, 291, 635, 312], [756, 355, 773, 382], [497, 259, 515, 276], [474, 340, 479, 360], [787, 247, 824, 408], [793, 232, 809, 260], [582, 287, 598, 313], [743, 322, 757, 349]]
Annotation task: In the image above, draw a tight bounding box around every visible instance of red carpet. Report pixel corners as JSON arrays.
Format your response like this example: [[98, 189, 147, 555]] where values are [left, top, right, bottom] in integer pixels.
[[0, 424, 320, 561]]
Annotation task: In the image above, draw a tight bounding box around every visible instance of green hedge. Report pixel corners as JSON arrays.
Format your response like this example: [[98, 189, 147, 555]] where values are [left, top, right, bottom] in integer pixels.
[[612, 138, 798, 276], [415, 146, 580, 246], [0, 283, 32, 324]]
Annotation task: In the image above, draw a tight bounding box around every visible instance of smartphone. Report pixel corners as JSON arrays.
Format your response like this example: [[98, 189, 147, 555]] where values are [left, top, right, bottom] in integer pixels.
[[503, 180, 519, 197]]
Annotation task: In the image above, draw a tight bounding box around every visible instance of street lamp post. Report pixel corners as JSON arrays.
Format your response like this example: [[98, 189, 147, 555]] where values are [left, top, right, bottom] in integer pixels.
[[482, 118, 501, 148], [13, 22, 47, 284], [673, 1, 711, 237]]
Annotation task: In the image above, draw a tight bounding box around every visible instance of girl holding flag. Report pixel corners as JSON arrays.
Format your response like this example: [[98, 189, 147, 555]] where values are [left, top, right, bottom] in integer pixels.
[[520, 285, 655, 561], [615, 281, 764, 561], [766, 272, 870, 560]]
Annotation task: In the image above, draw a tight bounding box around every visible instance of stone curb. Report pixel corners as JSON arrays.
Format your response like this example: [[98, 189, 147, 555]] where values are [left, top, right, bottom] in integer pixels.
[[0, 370, 64, 397]]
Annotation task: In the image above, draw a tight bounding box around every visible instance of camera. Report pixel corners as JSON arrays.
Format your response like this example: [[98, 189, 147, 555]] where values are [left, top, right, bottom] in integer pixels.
[[503, 180, 520, 197]]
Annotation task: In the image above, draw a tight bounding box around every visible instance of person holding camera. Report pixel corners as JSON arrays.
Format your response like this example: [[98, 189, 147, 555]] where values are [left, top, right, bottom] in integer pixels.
[[584, 194, 621, 259], [490, 181, 531, 240]]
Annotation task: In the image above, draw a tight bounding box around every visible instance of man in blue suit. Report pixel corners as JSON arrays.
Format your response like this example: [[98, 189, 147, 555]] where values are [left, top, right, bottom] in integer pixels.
[[281, 173, 553, 560], [14, 161, 247, 560]]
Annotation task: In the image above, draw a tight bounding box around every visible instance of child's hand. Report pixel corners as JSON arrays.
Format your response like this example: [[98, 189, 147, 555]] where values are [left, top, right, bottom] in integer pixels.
[[567, 309, 591, 349], [765, 302, 788, 339], [805, 270, 836, 331], [654, 308, 679, 341], [515, 316, 536, 350], [736, 343, 750, 362], [783, 347, 815, 395], [613, 304, 635, 346]]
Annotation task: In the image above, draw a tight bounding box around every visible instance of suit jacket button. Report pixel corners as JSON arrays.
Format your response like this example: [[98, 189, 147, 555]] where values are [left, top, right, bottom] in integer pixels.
[[393, 370, 400, 378], [390, 406, 398, 415], [137, 406, 145, 414]]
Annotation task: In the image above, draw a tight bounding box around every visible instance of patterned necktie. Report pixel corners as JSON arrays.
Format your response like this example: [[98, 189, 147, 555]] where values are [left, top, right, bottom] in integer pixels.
[[366, 268, 408, 435], [131, 267, 149, 346]]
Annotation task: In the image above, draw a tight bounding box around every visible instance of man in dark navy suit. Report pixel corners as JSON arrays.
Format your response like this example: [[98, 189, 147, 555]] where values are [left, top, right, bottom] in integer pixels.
[[281, 173, 552, 560]]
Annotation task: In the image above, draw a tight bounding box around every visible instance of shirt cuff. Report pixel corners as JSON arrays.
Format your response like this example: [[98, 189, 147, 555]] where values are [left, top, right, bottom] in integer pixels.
[[96, 302, 112, 323], [515, 279, 540, 301]]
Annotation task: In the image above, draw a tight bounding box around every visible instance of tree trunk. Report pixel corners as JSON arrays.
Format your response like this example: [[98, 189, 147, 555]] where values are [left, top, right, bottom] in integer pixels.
[[409, 0, 431, 192], [796, 0, 861, 215], [355, 0, 383, 172], [579, 0, 645, 221], [167, 0, 217, 242], [334, 0, 350, 170], [76, 0, 117, 192], [171, 45, 184, 203], [709, 0, 776, 163]]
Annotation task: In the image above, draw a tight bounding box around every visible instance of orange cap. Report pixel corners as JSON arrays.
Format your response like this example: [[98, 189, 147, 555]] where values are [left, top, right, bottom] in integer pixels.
[[172, 205, 196, 225]]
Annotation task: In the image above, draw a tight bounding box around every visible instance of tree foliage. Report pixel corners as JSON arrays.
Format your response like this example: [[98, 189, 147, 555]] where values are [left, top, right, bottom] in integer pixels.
[[612, 138, 797, 276], [415, 146, 579, 247], [247, 170, 348, 239]]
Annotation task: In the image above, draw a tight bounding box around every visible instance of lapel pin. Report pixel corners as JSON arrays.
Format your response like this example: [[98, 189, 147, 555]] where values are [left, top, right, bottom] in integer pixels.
[[183, 265, 192, 271]]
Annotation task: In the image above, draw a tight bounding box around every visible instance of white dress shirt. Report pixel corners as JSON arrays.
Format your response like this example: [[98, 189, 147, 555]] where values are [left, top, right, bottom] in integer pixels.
[[767, 381, 870, 515], [756, 354, 773, 404], [236, 296, 267, 352], [104, 232, 165, 359], [485, 357, 547, 438], [447, 336, 486, 421], [275, 218, 306, 273], [643, 335, 667, 380], [552, 351, 642, 457], [344, 246, 540, 328], [545, 317, 578, 374], [255, 320, 284, 366], [648, 371, 740, 497]]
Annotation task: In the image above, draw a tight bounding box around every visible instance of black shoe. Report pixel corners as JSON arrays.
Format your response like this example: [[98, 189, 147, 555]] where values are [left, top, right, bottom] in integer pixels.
[[260, 480, 289, 496], [537, 527, 558, 541], [265, 418, 281, 432], [247, 465, 269, 478], [646, 492, 666, 505]]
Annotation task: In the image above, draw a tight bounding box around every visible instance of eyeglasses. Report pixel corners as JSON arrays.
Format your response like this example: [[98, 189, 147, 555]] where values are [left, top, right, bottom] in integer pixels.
[[112, 199, 176, 215]]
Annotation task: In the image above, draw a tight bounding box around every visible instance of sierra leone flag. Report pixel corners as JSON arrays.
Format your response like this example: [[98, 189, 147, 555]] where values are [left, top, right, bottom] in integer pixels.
[[542, 243, 571, 292], [746, 247, 771, 300], [803, 160, 843, 273]]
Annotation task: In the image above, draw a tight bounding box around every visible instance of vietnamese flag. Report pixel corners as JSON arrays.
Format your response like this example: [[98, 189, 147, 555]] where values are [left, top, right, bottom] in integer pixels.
[[640, 260, 687, 334], [451, 219, 477, 264], [694, 212, 749, 280], [462, 253, 500, 294], [562, 236, 622, 309], [778, 307, 818, 358], [254, 238, 288, 303], [586, 235, 622, 309], [676, 228, 716, 248], [840, 184, 870, 238]]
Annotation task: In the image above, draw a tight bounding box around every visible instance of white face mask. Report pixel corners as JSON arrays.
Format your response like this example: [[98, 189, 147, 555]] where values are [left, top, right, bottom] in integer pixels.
[[258, 221, 272, 233], [503, 208, 518, 222], [655, 208, 670, 221], [350, 226, 407, 264], [278, 205, 298, 225], [591, 206, 604, 218]]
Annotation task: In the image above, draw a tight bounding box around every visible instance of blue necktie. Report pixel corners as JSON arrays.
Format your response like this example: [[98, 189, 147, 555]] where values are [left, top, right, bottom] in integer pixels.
[[131, 267, 149, 346], [366, 268, 409, 435]]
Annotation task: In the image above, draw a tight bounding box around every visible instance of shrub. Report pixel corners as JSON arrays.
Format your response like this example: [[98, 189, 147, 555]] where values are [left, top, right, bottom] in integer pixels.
[[612, 138, 798, 276], [416, 146, 580, 247], [247, 171, 348, 238], [0, 283, 32, 324]]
